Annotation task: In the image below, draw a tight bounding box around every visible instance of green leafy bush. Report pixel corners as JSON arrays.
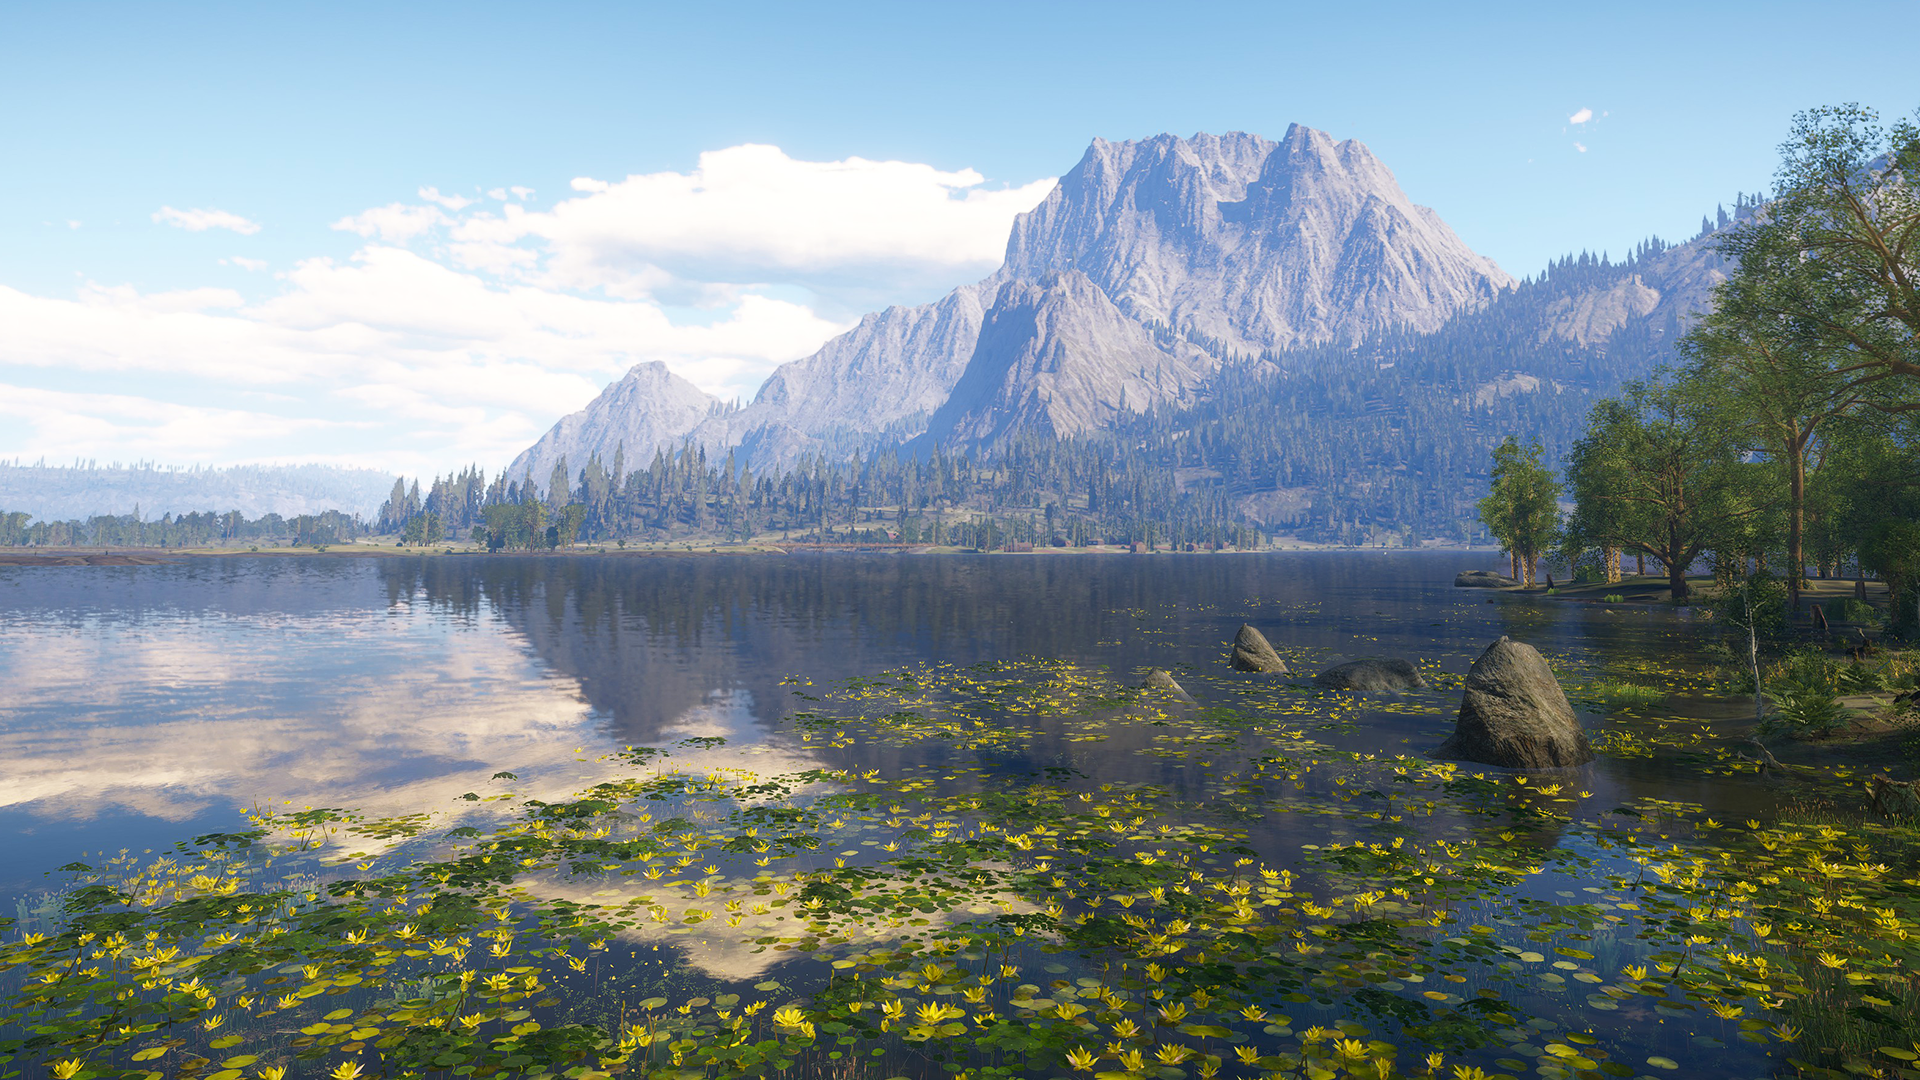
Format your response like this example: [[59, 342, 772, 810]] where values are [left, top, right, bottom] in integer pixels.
[[1763, 650, 1847, 737]]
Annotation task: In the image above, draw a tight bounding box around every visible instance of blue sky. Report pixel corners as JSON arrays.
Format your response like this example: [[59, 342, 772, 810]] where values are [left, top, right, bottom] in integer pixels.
[[3, 0, 1917, 479]]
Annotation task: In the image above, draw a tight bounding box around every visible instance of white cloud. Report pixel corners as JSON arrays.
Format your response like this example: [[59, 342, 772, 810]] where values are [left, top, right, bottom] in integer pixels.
[[1568, 107, 1594, 125], [1574, 141, 1588, 153], [6, 144, 1049, 477], [330, 202, 446, 241], [67, 220, 81, 230], [153, 206, 262, 235], [451, 144, 1055, 304], [418, 185, 475, 210], [0, 383, 342, 461]]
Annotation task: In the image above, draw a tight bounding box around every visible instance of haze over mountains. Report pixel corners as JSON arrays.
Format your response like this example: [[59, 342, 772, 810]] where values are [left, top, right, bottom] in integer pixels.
[[511, 125, 1724, 505]]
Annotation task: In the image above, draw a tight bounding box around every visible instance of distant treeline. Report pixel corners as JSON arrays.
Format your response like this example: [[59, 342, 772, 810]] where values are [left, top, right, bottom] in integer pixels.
[[377, 446, 1266, 552], [0, 509, 363, 548]]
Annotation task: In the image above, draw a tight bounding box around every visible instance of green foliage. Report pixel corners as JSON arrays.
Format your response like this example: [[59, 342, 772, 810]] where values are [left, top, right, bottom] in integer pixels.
[[1825, 597, 1882, 626], [1477, 437, 1559, 583], [1763, 649, 1848, 737], [1562, 377, 1764, 600]]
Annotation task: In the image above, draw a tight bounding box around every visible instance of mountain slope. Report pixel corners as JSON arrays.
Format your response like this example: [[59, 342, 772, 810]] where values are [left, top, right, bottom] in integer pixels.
[[506, 361, 718, 486], [920, 270, 1218, 447], [545, 125, 1519, 474], [1001, 127, 1512, 354]]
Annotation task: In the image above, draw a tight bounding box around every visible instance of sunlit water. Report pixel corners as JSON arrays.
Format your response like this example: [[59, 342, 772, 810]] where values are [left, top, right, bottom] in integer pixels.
[[0, 552, 1783, 1077]]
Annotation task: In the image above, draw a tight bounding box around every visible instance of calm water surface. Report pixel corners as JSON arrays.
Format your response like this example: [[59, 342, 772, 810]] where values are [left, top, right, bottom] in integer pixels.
[[0, 551, 1773, 1076], [0, 551, 1731, 894]]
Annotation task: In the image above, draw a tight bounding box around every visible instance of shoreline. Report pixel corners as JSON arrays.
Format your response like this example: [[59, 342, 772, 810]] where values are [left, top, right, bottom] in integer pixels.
[[0, 540, 1514, 563]]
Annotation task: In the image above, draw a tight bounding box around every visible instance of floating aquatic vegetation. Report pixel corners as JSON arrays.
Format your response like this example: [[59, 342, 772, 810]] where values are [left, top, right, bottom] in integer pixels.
[[4, 654, 1917, 1080]]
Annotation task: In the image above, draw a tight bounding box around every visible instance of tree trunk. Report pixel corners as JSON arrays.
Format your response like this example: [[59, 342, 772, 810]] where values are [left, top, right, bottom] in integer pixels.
[[1636, 554, 1645, 576], [1787, 445, 1806, 612], [1857, 564, 1869, 602], [1669, 557, 1690, 601]]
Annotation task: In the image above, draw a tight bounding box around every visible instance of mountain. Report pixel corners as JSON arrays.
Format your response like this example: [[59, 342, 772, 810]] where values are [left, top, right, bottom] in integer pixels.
[[517, 126, 1518, 479], [998, 128, 1512, 351], [505, 361, 719, 486], [919, 270, 1219, 446], [511, 126, 1736, 536]]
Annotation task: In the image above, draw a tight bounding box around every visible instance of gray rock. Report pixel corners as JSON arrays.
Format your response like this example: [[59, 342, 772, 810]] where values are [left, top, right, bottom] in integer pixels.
[[1229, 624, 1289, 673], [1141, 668, 1196, 703], [1314, 658, 1425, 693], [1432, 637, 1593, 769], [1455, 570, 1518, 588]]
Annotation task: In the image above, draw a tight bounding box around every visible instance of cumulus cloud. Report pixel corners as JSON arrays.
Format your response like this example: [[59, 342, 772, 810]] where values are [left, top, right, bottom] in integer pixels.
[[451, 144, 1055, 304], [0, 383, 343, 462], [1574, 141, 1588, 153], [153, 206, 262, 234], [1568, 107, 1594, 125], [330, 202, 446, 241], [7, 143, 1050, 475]]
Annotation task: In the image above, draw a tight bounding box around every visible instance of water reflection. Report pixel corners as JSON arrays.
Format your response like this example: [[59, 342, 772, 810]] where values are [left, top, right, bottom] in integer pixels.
[[0, 552, 1747, 895]]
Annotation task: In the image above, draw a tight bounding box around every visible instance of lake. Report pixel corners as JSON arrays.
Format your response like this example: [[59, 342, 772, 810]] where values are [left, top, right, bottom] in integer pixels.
[[0, 553, 1841, 1079]]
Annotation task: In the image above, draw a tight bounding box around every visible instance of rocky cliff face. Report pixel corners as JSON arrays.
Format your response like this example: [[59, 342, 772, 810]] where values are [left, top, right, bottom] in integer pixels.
[[509, 126, 1519, 477], [921, 270, 1218, 447], [1002, 128, 1512, 354], [506, 361, 717, 486]]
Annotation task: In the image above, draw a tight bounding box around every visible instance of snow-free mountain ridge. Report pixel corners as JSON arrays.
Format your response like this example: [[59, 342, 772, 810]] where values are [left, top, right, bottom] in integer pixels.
[[511, 125, 1719, 489]]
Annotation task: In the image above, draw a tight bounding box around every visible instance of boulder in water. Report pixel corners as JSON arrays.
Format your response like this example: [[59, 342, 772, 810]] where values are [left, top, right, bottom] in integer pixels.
[[1455, 570, 1518, 588], [1141, 668, 1196, 703], [1229, 624, 1289, 673], [1315, 657, 1426, 693], [1432, 637, 1593, 768]]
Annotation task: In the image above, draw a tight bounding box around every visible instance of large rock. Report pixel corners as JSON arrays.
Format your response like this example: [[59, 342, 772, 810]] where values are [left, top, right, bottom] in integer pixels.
[[1455, 570, 1518, 588], [1141, 668, 1197, 703], [1229, 624, 1289, 673], [1315, 658, 1426, 693], [1433, 637, 1593, 768]]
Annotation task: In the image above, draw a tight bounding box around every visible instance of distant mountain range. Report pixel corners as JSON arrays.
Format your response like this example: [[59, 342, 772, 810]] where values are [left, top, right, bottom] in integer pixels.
[[0, 462, 399, 522], [511, 126, 1731, 516]]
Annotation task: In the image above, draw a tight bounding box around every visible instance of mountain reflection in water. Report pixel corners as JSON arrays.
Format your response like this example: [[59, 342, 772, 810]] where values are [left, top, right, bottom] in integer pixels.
[[0, 551, 1731, 903]]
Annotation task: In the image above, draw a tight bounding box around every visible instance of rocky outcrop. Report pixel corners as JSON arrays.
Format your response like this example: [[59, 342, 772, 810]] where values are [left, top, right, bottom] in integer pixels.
[[1314, 658, 1425, 693], [1229, 624, 1289, 673], [1141, 668, 1196, 703], [920, 271, 1219, 446], [1432, 637, 1592, 768], [1455, 570, 1518, 588]]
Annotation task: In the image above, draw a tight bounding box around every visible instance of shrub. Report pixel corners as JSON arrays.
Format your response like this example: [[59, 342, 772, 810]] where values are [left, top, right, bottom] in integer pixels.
[[1763, 650, 1847, 737], [1825, 597, 1881, 625]]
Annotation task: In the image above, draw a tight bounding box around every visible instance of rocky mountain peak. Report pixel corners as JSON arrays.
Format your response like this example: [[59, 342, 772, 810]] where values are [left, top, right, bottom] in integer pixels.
[[507, 361, 718, 488], [518, 126, 1527, 480]]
